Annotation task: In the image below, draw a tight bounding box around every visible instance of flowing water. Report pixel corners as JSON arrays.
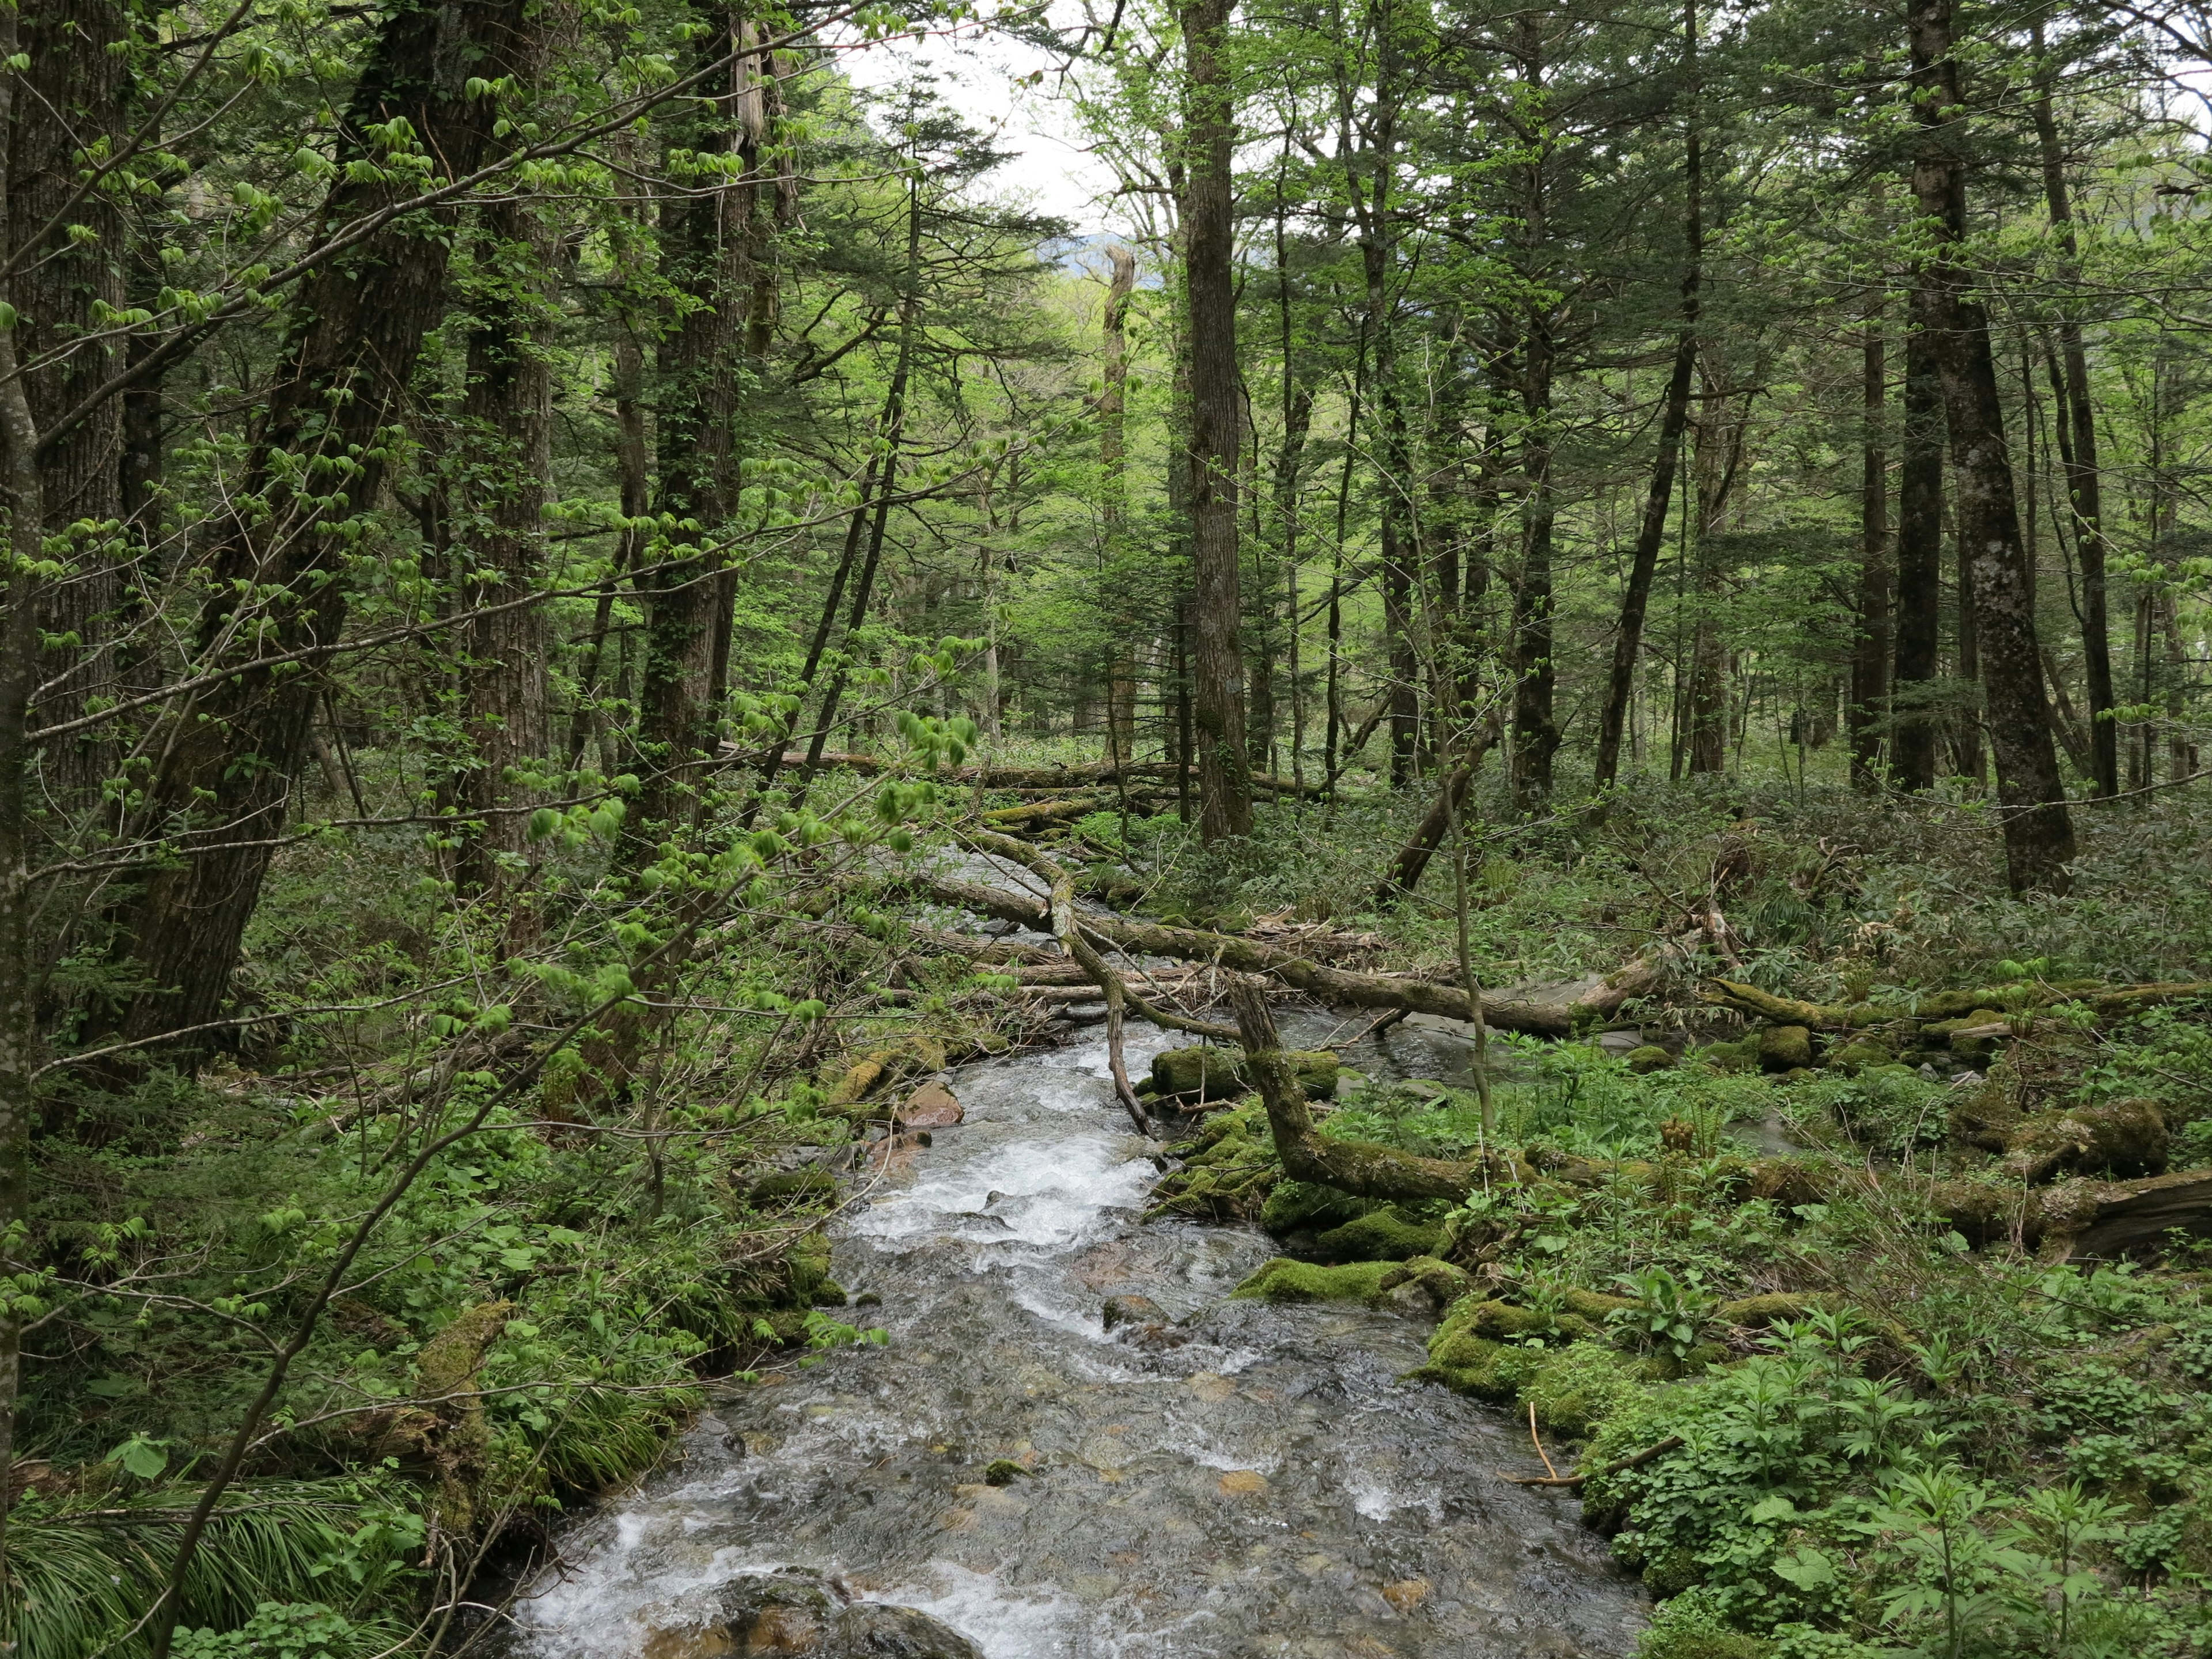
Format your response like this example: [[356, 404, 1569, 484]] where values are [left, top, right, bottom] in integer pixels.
[[509, 1020, 1647, 1659]]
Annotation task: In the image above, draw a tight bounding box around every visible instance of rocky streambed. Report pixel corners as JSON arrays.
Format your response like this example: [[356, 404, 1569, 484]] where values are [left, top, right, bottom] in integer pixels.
[[507, 1021, 1647, 1659]]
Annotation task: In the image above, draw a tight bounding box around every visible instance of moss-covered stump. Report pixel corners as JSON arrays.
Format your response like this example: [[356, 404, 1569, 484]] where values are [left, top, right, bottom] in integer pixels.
[[1150, 1045, 1339, 1102], [1230, 1258, 1397, 1304], [1312, 1206, 1442, 1262]]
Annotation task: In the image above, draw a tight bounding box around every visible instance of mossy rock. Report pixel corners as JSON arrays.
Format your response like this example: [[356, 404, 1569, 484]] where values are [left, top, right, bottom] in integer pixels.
[[1450, 1298, 1599, 1343], [1229, 1258, 1397, 1305], [1758, 1025, 1815, 1071], [2006, 1097, 2169, 1183], [1562, 1287, 1639, 1322], [1412, 1330, 1516, 1399], [1376, 1256, 1476, 1310], [1520, 1342, 1653, 1437], [1259, 1179, 1376, 1236], [1691, 1038, 1759, 1074], [1824, 1039, 1893, 1076], [1150, 1046, 1339, 1102], [1625, 1045, 1675, 1074], [779, 1235, 836, 1308], [749, 1168, 840, 1205], [812, 1279, 850, 1308], [1924, 1009, 2010, 1059], [1313, 1206, 1442, 1262]]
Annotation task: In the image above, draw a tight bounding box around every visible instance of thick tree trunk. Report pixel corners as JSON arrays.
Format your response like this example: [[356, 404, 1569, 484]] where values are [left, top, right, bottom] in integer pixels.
[[454, 23, 560, 905], [2030, 31, 2115, 799], [1181, 0, 1252, 840], [1908, 0, 2074, 893], [1892, 317, 1945, 791], [624, 1, 758, 847], [98, 0, 532, 1059], [1850, 317, 1892, 789], [1594, 0, 1701, 792], [14, 0, 128, 813]]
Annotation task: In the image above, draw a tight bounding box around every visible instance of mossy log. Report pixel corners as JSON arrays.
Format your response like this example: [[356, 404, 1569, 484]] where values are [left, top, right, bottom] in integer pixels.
[[1705, 976, 2212, 1032], [1149, 1044, 1338, 1101], [1228, 978, 1481, 1203], [2002, 1097, 2169, 1184], [1934, 1167, 2212, 1258]]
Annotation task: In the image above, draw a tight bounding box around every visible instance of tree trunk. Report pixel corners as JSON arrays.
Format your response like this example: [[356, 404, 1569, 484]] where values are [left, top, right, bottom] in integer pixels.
[[97, 0, 532, 1061], [1595, 0, 1702, 791], [1181, 0, 1252, 840], [1892, 315, 1945, 791], [14, 0, 128, 813], [1101, 245, 1138, 767], [2030, 26, 2115, 799], [1850, 316, 1892, 789], [1511, 316, 1559, 807], [454, 28, 561, 908], [626, 0, 758, 847], [1908, 0, 2075, 893]]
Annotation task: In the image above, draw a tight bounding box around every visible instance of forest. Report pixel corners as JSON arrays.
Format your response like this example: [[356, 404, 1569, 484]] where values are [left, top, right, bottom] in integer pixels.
[[3, 0, 2212, 1651]]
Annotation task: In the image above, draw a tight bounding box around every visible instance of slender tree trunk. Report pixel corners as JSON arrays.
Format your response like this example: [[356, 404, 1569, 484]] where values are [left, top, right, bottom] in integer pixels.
[[1102, 245, 1138, 767], [1850, 315, 1893, 789], [2030, 28, 2115, 798], [1908, 0, 2074, 892], [97, 0, 532, 1060], [1181, 0, 1252, 840], [1511, 315, 1559, 807], [0, 0, 49, 1552], [1893, 316, 1945, 791], [1594, 18, 1700, 791]]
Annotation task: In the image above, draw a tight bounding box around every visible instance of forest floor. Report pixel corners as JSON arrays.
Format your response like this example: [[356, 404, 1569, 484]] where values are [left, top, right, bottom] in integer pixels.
[[21, 757, 2212, 1659]]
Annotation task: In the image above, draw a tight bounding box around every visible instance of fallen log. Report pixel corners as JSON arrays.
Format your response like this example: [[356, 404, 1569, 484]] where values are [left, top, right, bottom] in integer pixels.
[[1229, 977, 1483, 1202], [910, 869, 1664, 1038], [1936, 1166, 2212, 1259], [1705, 977, 2212, 1032]]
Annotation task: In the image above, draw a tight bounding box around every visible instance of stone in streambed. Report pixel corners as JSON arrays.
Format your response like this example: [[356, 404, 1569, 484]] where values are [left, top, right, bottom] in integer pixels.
[[1101, 1294, 1165, 1329], [698, 1571, 983, 1659], [898, 1078, 963, 1129]]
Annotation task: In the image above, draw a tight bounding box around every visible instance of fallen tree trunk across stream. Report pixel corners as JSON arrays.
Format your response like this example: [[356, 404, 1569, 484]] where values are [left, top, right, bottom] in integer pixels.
[[911, 844, 1667, 1039]]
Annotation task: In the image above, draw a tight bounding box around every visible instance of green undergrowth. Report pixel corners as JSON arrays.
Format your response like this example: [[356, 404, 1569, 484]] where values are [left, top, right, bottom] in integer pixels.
[[1156, 992, 2212, 1657]]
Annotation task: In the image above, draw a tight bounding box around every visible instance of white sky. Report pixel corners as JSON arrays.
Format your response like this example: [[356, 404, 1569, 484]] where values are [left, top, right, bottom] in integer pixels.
[[830, 15, 1124, 234]]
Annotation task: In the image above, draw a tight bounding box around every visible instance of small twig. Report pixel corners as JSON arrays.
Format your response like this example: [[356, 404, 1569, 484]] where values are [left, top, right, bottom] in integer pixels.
[[1499, 1434, 1684, 1489], [1528, 1399, 1559, 1480]]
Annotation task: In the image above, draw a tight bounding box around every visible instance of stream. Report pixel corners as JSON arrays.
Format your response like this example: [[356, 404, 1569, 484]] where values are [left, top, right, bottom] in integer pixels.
[[508, 1012, 1648, 1659]]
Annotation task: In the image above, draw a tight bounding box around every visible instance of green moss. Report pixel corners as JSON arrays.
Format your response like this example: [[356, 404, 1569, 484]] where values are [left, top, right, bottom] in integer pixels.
[[1258, 1179, 1376, 1236], [1229, 1257, 1397, 1305], [983, 1459, 1028, 1486], [1824, 1040, 1892, 1077], [1635, 1587, 1771, 1659], [1521, 1342, 1652, 1438], [748, 1169, 840, 1205], [1312, 1206, 1442, 1262], [1758, 1025, 1815, 1071], [811, 1279, 849, 1307], [1691, 1039, 1759, 1074], [1715, 1293, 1832, 1327], [1626, 1045, 1675, 1074]]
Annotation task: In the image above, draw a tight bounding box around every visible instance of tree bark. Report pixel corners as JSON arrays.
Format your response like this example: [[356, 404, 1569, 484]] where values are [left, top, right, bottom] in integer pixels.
[[454, 19, 562, 907], [97, 0, 533, 1060], [14, 0, 128, 813], [1594, 0, 1701, 792], [1181, 0, 1252, 839], [1892, 315, 1945, 791], [1850, 315, 1892, 789], [1908, 0, 2075, 893], [1102, 245, 1139, 768], [2029, 26, 2115, 798]]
